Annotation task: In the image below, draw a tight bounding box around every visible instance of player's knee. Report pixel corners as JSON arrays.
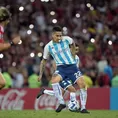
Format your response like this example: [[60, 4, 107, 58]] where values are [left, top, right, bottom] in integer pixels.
[[51, 76, 61, 84], [77, 77, 86, 88], [51, 78, 58, 84], [67, 86, 76, 92]]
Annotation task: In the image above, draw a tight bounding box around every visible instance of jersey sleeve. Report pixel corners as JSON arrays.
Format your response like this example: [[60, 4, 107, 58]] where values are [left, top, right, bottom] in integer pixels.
[[75, 55, 80, 67], [64, 36, 73, 44], [43, 44, 49, 59]]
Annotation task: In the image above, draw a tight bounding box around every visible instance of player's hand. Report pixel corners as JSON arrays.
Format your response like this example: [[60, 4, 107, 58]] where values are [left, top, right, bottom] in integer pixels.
[[12, 36, 21, 44], [38, 75, 42, 82]]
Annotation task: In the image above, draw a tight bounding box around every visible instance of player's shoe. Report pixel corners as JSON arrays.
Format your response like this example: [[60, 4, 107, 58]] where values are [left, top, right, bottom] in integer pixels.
[[78, 108, 81, 112], [56, 104, 66, 112], [80, 109, 90, 113], [69, 108, 81, 112], [37, 88, 45, 99]]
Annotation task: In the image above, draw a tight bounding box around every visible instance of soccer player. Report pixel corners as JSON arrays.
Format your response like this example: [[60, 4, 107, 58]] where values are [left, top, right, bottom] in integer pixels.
[[0, 6, 20, 90], [38, 26, 89, 113], [37, 46, 89, 113]]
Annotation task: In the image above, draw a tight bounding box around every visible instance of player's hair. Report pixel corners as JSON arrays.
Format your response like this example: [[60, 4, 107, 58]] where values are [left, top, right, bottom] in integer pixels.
[[0, 6, 11, 22], [52, 26, 62, 32]]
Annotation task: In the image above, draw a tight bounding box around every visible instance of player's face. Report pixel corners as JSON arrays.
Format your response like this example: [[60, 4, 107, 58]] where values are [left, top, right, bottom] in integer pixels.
[[52, 31, 62, 43]]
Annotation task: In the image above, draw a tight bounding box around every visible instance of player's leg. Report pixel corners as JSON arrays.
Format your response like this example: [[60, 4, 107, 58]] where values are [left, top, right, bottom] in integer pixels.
[[75, 76, 89, 113], [37, 87, 65, 98], [0, 72, 6, 90], [65, 83, 81, 112], [50, 74, 66, 112], [68, 65, 89, 113], [60, 79, 77, 102], [36, 78, 72, 100], [36, 88, 53, 98], [37, 79, 77, 104], [59, 79, 80, 112]]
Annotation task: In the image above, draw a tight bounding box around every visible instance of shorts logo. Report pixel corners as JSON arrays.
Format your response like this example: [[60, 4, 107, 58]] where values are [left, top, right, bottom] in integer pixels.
[[51, 46, 54, 49]]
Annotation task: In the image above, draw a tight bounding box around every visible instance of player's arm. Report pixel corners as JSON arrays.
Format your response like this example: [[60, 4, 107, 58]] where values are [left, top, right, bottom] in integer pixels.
[[70, 42, 76, 57], [75, 55, 80, 67], [38, 44, 49, 81], [66, 36, 76, 57], [39, 58, 47, 79], [0, 35, 20, 51]]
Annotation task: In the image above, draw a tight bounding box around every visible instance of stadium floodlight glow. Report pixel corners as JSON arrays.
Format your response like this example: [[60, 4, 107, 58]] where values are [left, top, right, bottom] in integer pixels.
[[76, 13, 80, 18], [30, 0, 35, 2], [90, 6, 94, 10], [0, 54, 4, 58], [52, 19, 57, 24], [41, 0, 45, 2], [63, 27, 67, 31], [12, 62, 16, 67], [37, 52, 42, 57], [19, 6, 24, 11], [108, 40, 112, 45], [63, 27, 68, 35], [18, 40, 22, 44], [45, 0, 49, 2], [86, 3, 91, 8], [6, 5, 10, 9], [29, 24, 34, 29], [40, 42, 44, 47], [50, 11, 55, 15], [27, 30, 32, 35], [90, 38, 95, 43], [83, 29, 87, 33], [30, 52, 35, 57]]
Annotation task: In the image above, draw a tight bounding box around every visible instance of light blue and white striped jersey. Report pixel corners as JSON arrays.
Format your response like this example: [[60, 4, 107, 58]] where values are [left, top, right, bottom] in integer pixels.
[[75, 55, 80, 67], [43, 36, 76, 65]]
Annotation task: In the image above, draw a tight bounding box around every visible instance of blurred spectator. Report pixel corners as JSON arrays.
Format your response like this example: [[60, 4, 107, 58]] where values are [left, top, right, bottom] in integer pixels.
[[97, 56, 108, 73], [96, 72, 110, 87], [104, 60, 113, 84], [14, 72, 24, 88], [111, 69, 118, 87], [2, 72, 12, 88], [28, 73, 41, 88]]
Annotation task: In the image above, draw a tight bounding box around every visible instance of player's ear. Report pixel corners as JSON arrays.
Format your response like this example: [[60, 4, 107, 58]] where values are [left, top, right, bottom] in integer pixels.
[[52, 32, 55, 38]]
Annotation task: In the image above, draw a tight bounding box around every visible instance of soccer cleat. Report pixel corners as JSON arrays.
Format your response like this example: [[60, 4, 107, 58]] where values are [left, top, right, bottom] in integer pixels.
[[76, 108, 81, 112], [37, 88, 45, 99], [80, 109, 90, 113], [56, 104, 66, 112], [78, 108, 81, 112], [69, 108, 81, 112]]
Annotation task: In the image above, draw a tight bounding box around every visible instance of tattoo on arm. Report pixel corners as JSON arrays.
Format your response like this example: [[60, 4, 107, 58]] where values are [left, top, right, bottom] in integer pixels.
[[39, 59, 46, 77]]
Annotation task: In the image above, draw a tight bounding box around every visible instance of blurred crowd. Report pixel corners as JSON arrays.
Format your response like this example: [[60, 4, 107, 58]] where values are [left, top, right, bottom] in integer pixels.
[[0, 0, 118, 88]]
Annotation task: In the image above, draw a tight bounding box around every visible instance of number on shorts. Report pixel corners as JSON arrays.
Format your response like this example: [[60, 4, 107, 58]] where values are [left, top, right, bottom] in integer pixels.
[[74, 71, 81, 78]]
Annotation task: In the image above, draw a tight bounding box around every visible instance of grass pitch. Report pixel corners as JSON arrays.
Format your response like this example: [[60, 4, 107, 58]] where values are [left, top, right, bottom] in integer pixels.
[[0, 110, 118, 118]]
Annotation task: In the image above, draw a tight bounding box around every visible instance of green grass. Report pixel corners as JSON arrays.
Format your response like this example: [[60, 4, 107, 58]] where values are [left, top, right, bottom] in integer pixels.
[[0, 110, 118, 118]]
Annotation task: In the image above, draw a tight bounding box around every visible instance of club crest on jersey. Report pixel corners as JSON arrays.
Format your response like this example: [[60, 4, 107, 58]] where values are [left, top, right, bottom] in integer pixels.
[[51, 46, 54, 49]]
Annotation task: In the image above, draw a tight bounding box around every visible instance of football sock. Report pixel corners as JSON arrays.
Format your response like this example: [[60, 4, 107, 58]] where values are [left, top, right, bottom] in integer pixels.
[[44, 90, 54, 96], [70, 92, 77, 102], [80, 89, 87, 110], [52, 83, 65, 104]]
